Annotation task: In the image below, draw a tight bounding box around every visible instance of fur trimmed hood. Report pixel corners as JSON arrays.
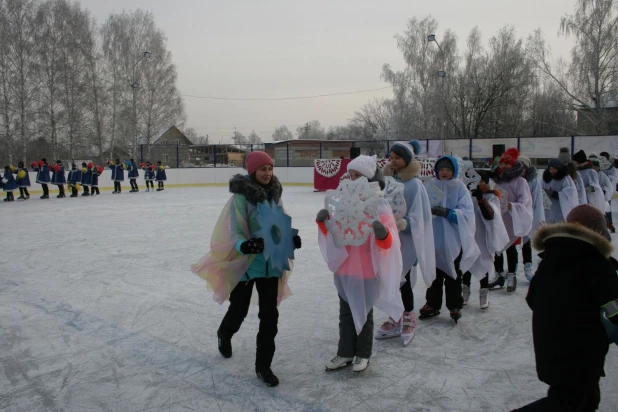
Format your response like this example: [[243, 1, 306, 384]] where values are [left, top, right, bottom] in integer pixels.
[[383, 161, 421, 182], [533, 223, 613, 259], [523, 165, 537, 183], [496, 160, 525, 183], [229, 174, 282, 205]]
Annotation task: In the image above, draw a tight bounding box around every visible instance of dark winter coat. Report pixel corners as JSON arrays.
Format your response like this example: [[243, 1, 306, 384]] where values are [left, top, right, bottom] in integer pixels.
[[91, 170, 100, 187], [15, 167, 31, 187], [109, 163, 124, 181], [529, 223, 618, 384], [52, 165, 66, 185], [70, 169, 82, 185], [143, 166, 155, 181], [34, 164, 51, 184], [2, 170, 17, 192], [155, 165, 167, 181], [128, 161, 139, 179], [81, 168, 92, 186]]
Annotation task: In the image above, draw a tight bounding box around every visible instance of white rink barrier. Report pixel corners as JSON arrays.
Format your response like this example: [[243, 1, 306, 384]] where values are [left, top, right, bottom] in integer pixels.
[[23, 167, 315, 193]]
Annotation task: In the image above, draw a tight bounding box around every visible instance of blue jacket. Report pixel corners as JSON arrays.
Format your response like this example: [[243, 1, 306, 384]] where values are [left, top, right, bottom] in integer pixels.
[[15, 167, 31, 187], [35, 164, 51, 184], [70, 169, 82, 185], [91, 169, 100, 187], [143, 166, 155, 180], [128, 162, 139, 179], [81, 168, 92, 186], [3, 170, 18, 192], [53, 165, 66, 185], [155, 166, 167, 181], [110, 164, 124, 181]]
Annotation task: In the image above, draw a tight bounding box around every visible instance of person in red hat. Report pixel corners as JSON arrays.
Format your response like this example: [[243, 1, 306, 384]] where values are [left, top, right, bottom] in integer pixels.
[[191, 151, 301, 387], [488, 148, 533, 293]]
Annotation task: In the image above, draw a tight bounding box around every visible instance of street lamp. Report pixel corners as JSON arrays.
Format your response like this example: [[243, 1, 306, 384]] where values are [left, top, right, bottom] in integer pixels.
[[131, 51, 151, 157], [438, 71, 446, 77], [427, 35, 447, 139]]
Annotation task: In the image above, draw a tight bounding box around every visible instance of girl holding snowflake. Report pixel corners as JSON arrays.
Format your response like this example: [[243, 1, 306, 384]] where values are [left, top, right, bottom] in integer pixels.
[[317, 155, 404, 372], [191, 151, 301, 387]]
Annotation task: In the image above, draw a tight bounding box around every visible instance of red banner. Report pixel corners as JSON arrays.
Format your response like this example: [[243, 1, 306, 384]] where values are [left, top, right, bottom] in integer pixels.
[[313, 159, 351, 191]]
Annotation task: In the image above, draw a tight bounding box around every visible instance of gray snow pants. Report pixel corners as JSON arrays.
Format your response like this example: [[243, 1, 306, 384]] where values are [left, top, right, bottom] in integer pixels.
[[337, 295, 373, 359]]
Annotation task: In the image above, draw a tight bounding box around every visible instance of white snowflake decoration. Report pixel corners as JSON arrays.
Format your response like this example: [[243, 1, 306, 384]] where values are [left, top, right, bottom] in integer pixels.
[[542, 190, 552, 210], [384, 177, 407, 219], [599, 156, 612, 171], [425, 179, 446, 207], [498, 189, 509, 214], [324, 177, 381, 247], [339, 172, 351, 181], [453, 155, 482, 190], [314, 159, 342, 178]]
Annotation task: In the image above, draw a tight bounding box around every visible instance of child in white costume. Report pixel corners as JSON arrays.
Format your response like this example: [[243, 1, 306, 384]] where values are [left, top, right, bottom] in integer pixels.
[[541, 159, 579, 224], [572, 150, 605, 212], [318, 155, 404, 373], [518, 156, 545, 281], [420, 156, 479, 323], [463, 171, 509, 309], [558, 147, 587, 205], [488, 149, 533, 293], [377, 141, 435, 345]]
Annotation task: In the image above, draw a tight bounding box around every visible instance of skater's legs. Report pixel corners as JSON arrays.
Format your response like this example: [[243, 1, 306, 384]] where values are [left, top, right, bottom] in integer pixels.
[[355, 308, 373, 359], [479, 273, 489, 288], [255, 277, 279, 371], [522, 239, 532, 264], [42, 184, 49, 196], [337, 295, 357, 358], [462, 271, 472, 287], [425, 272, 445, 309], [494, 252, 504, 273], [506, 244, 518, 273], [400, 269, 414, 312], [219, 279, 254, 338], [444, 253, 463, 311]]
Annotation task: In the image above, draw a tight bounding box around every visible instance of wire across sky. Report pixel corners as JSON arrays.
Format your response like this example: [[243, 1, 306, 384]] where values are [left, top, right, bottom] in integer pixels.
[[181, 86, 391, 101]]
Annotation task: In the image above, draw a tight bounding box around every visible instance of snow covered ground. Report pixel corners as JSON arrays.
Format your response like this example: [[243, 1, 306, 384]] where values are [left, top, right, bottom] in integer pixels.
[[1, 186, 617, 412]]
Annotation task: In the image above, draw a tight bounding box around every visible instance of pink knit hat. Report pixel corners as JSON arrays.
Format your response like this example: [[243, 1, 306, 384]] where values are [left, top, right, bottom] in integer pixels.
[[245, 151, 273, 175]]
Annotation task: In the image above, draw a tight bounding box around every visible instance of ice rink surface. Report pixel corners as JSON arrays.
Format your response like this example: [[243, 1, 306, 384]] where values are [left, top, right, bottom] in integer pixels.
[[1, 186, 617, 412]]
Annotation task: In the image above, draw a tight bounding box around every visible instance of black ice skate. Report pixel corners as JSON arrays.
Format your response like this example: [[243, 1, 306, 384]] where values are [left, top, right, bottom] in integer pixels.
[[419, 304, 440, 319]]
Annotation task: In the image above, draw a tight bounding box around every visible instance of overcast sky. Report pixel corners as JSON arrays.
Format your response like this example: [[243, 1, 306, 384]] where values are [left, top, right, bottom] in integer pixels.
[[79, 0, 576, 143]]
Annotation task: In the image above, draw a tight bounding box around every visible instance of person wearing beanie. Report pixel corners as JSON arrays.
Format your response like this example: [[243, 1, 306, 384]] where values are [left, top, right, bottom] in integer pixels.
[[155, 160, 166, 191], [378, 141, 435, 344], [488, 149, 533, 293], [51, 160, 66, 198], [575, 154, 606, 212], [420, 156, 479, 323], [14, 161, 31, 200], [80, 162, 92, 196], [142, 161, 156, 192], [518, 156, 546, 281], [316, 155, 403, 372], [191, 150, 300, 387], [33, 158, 51, 199], [541, 158, 579, 226], [127, 158, 139, 193], [557, 147, 572, 164], [346, 154, 384, 189], [90, 164, 101, 195], [599, 152, 618, 233], [572, 149, 587, 165], [512, 204, 618, 411], [462, 170, 509, 309]]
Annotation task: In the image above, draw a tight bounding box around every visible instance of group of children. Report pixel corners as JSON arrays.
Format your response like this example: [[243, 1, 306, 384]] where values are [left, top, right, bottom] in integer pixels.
[[190, 146, 617, 410], [1, 158, 167, 201]]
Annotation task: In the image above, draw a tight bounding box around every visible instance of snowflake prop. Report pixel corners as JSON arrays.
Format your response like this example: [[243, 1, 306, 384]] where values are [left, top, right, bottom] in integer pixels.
[[425, 179, 446, 207], [314, 159, 343, 178], [254, 200, 298, 273], [542, 190, 552, 210], [498, 189, 509, 214], [453, 155, 481, 190], [324, 177, 381, 247], [599, 156, 612, 171], [384, 177, 407, 219]]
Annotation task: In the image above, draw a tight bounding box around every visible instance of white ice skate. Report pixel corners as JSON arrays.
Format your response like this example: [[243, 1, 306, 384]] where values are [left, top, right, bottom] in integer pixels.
[[325, 356, 353, 371], [462, 285, 471, 305], [374, 317, 402, 340], [506, 273, 517, 292], [401, 311, 417, 346], [524, 263, 533, 281], [352, 357, 369, 372], [479, 288, 489, 309]]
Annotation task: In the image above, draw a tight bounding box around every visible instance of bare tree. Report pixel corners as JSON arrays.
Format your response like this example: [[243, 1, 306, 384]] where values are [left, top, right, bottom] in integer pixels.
[[527, 0, 618, 134], [297, 120, 325, 140], [271, 125, 293, 141], [247, 129, 262, 144]]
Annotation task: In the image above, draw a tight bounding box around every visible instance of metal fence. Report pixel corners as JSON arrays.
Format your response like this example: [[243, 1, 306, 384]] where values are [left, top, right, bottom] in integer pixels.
[[139, 135, 618, 168]]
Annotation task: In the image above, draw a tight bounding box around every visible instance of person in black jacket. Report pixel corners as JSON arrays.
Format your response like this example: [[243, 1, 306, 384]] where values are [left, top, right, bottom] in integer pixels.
[[512, 204, 618, 412]]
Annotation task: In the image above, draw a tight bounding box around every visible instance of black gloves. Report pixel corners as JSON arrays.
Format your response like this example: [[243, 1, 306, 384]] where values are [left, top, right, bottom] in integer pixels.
[[431, 206, 450, 218], [293, 235, 302, 249], [470, 189, 483, 201], [551, 191, 559, 200], [372, 220, 388, 240], [316, 209, 329, 222], [240, 238, 264, 254]]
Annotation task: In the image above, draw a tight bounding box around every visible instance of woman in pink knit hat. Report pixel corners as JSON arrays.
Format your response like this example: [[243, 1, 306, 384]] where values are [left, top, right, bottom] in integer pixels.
[[191, 151, 301, 387]]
